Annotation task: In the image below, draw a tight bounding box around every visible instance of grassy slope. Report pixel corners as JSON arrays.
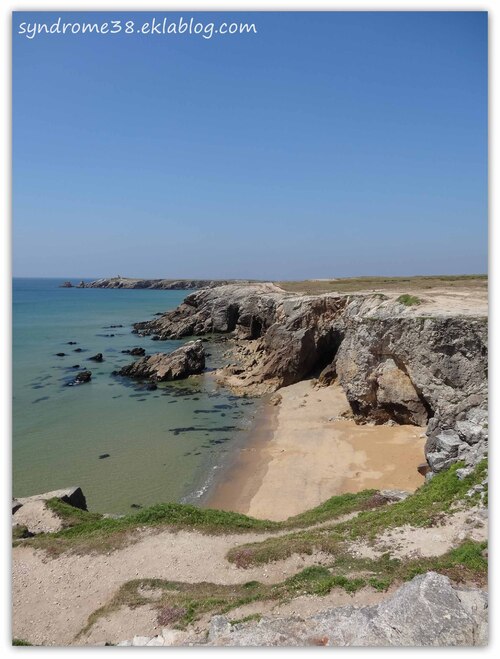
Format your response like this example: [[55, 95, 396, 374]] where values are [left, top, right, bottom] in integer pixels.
[[277, 274, 487, 295], [17, 490, 380, 556], [226, 461, 487, 567], [14, 462, 487, 639]]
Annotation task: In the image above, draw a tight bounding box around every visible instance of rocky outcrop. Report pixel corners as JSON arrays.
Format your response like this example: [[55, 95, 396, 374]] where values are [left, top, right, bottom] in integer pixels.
[[116, 573, 487, 647], [13, 487, 88, 535], [204, 573, 487, 647], [132, 284, 487, 473], [82, 277, 247, 290], [118, 340, 205, 382]]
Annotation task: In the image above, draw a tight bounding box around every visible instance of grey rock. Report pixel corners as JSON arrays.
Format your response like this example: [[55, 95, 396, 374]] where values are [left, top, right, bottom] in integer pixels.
[[379, 489, 411, 502], [203, 573, 487, 647], [132, 635, 151, 646], [118, 340, 205, 382]]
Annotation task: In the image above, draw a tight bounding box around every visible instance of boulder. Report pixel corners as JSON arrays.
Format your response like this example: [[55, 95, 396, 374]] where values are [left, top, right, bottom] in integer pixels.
[[118, 340, 205, 382], [203, 573, 487, 646], [89, 353, 104, 362]]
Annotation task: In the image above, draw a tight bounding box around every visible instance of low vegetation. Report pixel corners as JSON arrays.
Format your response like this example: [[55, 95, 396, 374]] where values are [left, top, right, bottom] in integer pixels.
[[277, 274, 487, 295], [397, 293, 422, 306], [77, 539, 487, 638], [226, 461, 487, 567], [15, 490, 380, 556]]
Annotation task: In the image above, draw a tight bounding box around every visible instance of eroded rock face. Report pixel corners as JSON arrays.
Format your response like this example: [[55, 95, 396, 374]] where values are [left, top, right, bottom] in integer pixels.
[[202, 573, 487, 647], [132, 284, 487, 473], [335, 315, 488, 471], [118, 340, 205, 382]]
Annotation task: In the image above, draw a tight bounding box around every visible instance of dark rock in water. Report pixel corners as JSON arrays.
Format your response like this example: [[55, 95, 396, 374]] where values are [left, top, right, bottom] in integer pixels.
[[60, 281, 73, 288], [118, 340, 205, 383], [122, 347, 146, 356], [74, 348, 84, 353], [130, 503, 143, 509], [146, 383, 158, 391], [68, 370, 92, 386], [67, 341, 78, 345], [99, 453, 110, 459], [71, 364, 80, 369], [55, 352, 66, 357], [89, 353, 104, 362]]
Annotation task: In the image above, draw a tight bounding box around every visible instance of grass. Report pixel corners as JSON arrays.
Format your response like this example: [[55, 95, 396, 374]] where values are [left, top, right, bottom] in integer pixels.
[[15, 490, 379, 556], [226, 460, 488, 567], [397, 294, 422, 306], [12, 639, 33, 646], [77, 539, 487, 639], [277, 274, 487, 295]]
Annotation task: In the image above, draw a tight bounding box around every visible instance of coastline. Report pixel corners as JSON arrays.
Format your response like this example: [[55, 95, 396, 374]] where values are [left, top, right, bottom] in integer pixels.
[[205, 380, 426, 521]]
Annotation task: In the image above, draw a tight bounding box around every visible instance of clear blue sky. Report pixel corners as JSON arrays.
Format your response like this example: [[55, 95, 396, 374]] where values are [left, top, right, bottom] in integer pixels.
[[13, 11, 487, 279]]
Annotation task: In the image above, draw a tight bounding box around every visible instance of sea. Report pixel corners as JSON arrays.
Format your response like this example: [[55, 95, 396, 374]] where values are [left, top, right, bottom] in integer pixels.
[[12, 278, 260, 514]]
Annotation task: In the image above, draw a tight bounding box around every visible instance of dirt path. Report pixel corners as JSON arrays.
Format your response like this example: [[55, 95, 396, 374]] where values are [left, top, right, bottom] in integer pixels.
[[12, 526, 333, 646]]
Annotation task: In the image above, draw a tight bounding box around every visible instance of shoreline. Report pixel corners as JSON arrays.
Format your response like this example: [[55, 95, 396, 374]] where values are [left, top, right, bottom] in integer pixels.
[[205, 380, 426, 521]]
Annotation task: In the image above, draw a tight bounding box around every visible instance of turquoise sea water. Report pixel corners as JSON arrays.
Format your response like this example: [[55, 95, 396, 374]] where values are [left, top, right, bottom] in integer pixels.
[[12, 278, 258, 514]]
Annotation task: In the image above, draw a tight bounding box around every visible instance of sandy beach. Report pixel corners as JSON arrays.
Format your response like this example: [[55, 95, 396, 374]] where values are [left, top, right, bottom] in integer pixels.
[[206, 380, 426, 520]]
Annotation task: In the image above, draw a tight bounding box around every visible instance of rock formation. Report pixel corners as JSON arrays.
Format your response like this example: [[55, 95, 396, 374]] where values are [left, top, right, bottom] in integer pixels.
[[118, 340, 205, 382], [132, 284, 487, 474], [204, 573, 488, 647], [116, 573, 487, 647], [81, 277, 248, 290]]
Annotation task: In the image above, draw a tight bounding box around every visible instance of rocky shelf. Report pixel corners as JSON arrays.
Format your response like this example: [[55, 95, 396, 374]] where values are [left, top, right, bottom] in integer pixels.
[[133, 282, 488, 478]]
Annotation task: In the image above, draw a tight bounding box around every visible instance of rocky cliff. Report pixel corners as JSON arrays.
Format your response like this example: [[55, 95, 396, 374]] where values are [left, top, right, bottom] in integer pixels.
[[75, 277, 250, 290], [133, 284, 488, 475]]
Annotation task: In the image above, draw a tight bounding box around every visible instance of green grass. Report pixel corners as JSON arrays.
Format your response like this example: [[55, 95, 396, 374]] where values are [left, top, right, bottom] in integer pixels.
[[277, 275, 487, 295], [16, 490, 378, 556], [77, 539, 487, 639], [397, 294, 422, 306], [12, 639, 33, 646], [226, 461, 487, 567]]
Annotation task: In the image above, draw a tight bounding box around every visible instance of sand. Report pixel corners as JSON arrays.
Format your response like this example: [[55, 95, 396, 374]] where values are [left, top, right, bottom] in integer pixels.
[[207, 380, 426, 521]]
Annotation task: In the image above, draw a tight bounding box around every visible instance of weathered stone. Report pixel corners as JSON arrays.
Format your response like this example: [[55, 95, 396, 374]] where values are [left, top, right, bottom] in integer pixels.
[[146, 636, 165, 646], [379, 489, 411, 502], [203, 573, 487, 647], [16, 486, 87, 511], [132, 636, 151, 646], [118, 340, 205, 382], [417, 462, 431, 476], [132, 284, 487, 474]]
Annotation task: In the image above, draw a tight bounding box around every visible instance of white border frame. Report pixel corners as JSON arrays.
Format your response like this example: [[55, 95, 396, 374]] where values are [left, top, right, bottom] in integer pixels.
[[1, 2, 495, 656]]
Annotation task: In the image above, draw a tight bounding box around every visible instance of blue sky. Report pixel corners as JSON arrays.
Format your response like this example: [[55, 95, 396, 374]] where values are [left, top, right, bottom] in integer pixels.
[[12, 11, 487, 279]]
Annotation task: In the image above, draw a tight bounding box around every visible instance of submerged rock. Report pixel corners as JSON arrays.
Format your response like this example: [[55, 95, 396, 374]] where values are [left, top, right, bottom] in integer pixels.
[[118, 340, 205, 382], [122, 347, 146, 356], [89, 353, 104, 362], [68, 370, 92, 385]]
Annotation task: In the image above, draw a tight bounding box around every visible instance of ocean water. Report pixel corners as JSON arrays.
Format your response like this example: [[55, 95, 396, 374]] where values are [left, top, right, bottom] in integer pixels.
[[12, 278, 259, 514]]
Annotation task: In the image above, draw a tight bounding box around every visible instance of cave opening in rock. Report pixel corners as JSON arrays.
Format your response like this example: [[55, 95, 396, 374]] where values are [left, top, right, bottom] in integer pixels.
[[308, 329, 345, 379], [250, 316, 263, 339]]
